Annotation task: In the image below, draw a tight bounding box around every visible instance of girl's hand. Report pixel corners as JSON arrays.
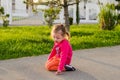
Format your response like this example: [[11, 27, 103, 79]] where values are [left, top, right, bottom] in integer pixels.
[[55, 70, 62, 75]]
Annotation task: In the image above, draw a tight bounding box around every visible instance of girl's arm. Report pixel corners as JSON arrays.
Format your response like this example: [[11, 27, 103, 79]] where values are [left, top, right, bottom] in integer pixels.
[[58, 40, 69, 71], [48, 44, 56, 60]]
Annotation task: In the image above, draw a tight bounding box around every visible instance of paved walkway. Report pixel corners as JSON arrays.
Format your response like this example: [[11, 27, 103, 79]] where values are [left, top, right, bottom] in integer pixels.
[[0, 46, 120, 80], [10, 14, 98, 26], [11, 14, 44, 26]]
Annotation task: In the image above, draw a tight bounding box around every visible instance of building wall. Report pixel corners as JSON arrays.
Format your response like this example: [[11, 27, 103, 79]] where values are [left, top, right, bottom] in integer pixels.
[[13, 0, 29, 16], [15, 0, 26, 10]]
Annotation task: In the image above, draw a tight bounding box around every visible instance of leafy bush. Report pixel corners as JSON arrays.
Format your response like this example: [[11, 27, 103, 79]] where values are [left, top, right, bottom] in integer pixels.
[[42, 1, 61, 28], [0, 6, 10, 27], [43, 8, 60, 27], [98, 3, 118, 30]]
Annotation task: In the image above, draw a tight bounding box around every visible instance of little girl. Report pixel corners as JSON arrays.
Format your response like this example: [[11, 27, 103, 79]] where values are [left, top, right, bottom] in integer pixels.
[[45, 24, 75, 75]]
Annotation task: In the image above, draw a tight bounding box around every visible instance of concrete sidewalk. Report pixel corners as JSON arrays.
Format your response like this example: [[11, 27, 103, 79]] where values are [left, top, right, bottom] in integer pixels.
[[0, 46, 120, 80], [11, 15, 44, 26]]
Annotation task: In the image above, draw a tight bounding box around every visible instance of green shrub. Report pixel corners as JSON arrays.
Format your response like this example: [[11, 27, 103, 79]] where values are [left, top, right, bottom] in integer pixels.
[[98, 3, 118, 30], [115, 4, 120, 10], [0, 6, 10, 27], [42, 1, 61, 28]]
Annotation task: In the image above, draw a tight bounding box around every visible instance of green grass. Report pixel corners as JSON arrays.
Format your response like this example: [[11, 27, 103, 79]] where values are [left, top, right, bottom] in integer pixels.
[[70, 24, 120, 50], [0, 24, 120, 60]]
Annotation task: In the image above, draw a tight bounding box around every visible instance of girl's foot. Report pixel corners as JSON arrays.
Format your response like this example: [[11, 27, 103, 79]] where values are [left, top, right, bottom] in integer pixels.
[[64, 65, 76, 71]]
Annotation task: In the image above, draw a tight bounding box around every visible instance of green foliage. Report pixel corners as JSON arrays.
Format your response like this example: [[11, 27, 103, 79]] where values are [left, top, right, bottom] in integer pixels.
[[43, 7, 60, 27], [42, 0, 61, 28], [0, 6, 10, 27], [115, 4, 120, 10], [98, 3, 118, 30], [115, 0, 120, 1], [0, 24, 120, 60], [2, 14, 10, 27], [0, 7, 4, 14]]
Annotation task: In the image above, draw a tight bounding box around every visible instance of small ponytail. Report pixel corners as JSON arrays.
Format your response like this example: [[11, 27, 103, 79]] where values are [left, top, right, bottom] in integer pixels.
[[65, 31, 70, 41]]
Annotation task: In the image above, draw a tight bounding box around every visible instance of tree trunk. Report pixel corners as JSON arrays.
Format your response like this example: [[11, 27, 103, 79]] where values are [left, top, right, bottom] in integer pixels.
[[63, 0, 70, 32], [76, 0, 79, 24]]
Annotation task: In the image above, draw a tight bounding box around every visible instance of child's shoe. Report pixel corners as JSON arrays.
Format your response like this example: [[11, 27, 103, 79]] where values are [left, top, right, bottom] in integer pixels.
[[64, 65, 76, 71]]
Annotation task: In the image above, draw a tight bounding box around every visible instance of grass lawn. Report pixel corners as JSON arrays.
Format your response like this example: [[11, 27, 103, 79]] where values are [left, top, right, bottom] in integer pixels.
[[0, 24, 120, 60]]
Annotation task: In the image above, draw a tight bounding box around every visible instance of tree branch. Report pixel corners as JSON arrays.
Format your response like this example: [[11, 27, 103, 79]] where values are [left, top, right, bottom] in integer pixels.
[[67, 0, 80, 6]]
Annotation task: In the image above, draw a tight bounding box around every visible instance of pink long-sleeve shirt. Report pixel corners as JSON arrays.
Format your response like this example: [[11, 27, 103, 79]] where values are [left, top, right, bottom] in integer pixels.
[[48, 39, 73, 71]]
